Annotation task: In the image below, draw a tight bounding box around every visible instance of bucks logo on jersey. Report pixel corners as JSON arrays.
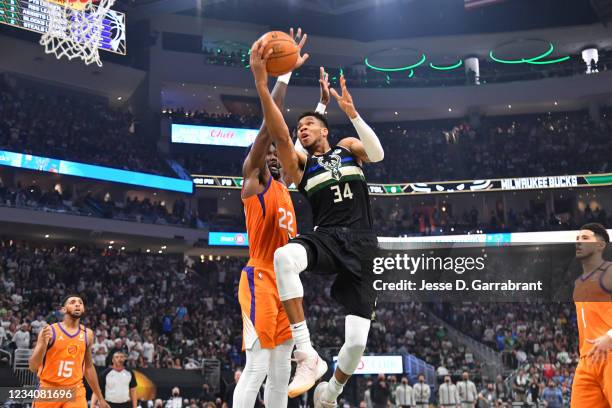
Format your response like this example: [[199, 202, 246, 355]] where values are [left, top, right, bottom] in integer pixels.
[[300, 147, 366, 197], [317, 152, 342, 181]]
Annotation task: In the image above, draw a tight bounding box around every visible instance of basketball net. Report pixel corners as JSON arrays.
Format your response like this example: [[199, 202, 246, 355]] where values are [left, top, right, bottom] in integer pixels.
[[39, 0, 116, 67]]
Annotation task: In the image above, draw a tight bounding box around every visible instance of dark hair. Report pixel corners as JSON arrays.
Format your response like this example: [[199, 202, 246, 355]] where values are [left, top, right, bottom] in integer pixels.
[[581, 223, 610, 243], [61, 294, 84, 307], [297, 111, 329, 129]]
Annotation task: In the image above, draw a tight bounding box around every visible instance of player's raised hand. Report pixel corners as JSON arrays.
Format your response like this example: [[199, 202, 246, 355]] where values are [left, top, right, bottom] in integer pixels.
[[586, 334, 612, 364], [330, 75, 358, 119], [319, 67, 330, 105], [250, 39, 272, 86], [289, 27, 309, 70]]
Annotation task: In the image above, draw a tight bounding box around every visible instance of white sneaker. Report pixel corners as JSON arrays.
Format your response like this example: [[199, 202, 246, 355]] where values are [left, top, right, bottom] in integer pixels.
[[287, 350, 328, 398], [314, 381, 337, 408]]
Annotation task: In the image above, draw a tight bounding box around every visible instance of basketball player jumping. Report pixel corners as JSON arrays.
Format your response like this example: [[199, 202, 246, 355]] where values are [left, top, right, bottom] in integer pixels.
[[250, 39, 384, 407], [29, 295, 110, 408], [234, 28, 327, 408], [572, 223, 612, 407]]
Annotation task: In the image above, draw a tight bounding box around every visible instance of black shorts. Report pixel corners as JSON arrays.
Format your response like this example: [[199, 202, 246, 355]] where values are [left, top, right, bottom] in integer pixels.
[[108, 402, 131, 408], [291, 226, 379, 319]]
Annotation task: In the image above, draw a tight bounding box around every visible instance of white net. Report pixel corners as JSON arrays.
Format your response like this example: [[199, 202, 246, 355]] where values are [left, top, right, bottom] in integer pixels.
[[39, 0, 116, 67]]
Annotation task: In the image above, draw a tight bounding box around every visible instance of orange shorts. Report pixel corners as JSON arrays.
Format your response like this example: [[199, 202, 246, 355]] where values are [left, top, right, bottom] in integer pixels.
[[238, 263, 292, 350], [33, 385, 87, 408], [570, 354, 612, 407]]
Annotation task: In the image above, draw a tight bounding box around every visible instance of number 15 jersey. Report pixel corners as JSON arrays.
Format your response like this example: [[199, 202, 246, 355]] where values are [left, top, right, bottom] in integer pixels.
[[38, 323, 88, 387]]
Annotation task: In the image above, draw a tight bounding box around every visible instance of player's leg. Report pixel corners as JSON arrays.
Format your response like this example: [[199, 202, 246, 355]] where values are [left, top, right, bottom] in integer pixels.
[[316, 314, 371, 407], [235, 266, 274, 407], [233, 339, 272, 408], [264, 339, 294, 408], [63, 385, 87, 408], [274, 242, 316, 353], [274, 240, 329, 397], [570, 359, 607, 407], [603, 355, 612, 406]]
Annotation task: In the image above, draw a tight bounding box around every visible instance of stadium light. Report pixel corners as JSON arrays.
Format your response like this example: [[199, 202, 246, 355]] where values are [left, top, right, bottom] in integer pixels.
[[364, 54, 426, 72]]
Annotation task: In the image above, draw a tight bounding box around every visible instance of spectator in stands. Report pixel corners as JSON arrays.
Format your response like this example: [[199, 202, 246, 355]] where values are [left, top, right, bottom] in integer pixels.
[[438, 376, 460, 407], [166, 387, 182, 408], [457, 371, 478, 407], [197, 384, 214, 404], [13, 323, 30, 350], [224, 370, 241, 408], [541, 380, 563, 408], [394, 377, 414, 408], [370, 374, 390, 408], [476, 383, 496, 408], [413, 374, 430, 408], [493, 375, 508, 402]]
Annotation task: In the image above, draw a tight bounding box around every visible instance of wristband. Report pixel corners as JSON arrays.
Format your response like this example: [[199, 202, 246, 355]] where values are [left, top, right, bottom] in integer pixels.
[[277, 72, 292, 85], [607, 329, 612, 339], [315, 103, 327, 114]]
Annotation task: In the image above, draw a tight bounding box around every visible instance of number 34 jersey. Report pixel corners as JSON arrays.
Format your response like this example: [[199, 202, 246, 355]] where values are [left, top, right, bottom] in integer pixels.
[[298, 145, 373, 229], [243, 175, 297, 264]]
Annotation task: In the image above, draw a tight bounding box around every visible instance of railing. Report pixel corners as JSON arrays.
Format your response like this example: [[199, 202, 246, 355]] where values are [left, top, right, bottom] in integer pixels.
[[201, 359, 221, 393], [426, 312, 504, 380], [13, 348, 36, 386]]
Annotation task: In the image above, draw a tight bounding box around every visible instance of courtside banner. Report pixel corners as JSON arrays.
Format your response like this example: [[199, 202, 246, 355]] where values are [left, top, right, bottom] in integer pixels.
[[332, 355, 404, 375], [171, 124, 258, 147], [191, 172, 612, 195], [360, 241, 612, 303]]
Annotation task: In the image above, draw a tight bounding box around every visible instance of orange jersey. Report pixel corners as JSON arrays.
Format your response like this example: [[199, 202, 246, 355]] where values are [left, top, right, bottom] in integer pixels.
[[38, 323, 88, 387], [573, 262, 612, 357], [243, 176, 297, 265]]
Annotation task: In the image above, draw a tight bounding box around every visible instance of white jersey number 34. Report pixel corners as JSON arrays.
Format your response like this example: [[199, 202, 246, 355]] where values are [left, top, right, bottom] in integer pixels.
[[331, 184, 354, 203]]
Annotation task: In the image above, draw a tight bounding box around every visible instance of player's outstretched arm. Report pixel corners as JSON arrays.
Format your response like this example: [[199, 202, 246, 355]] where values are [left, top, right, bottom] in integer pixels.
[[250, 39, 305, 185], [83, 330, 110, 408], [28, 325, 51, 372], [331, 75, 384, 163]]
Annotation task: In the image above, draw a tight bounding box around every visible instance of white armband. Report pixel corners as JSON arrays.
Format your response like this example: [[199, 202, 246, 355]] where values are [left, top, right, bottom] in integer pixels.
[[350, 114, 384, 162], [607, 329, 612, 339], [277, 71, 292, 85], [315, 103, 327, 114]]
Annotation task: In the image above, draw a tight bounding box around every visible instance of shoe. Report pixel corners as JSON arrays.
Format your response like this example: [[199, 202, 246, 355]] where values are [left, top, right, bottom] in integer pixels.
[[313, 381, 337, 408], [287, 350, 328, 398]]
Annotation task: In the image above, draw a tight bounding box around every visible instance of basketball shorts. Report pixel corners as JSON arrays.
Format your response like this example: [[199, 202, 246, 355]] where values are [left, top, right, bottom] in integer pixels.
[[33, 384, 87, 408], [238, 261, 292, 350], [291, 226, 379, 320], [570, 354, 612, 407]]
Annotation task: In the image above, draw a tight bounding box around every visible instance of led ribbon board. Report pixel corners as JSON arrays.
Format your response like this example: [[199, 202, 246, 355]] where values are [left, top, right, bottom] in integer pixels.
[[171, 124, 259, 147], [0, 0, 126, 54], [192, 173, 612, 196], [208, 232, 248, 246], [0, 150, 193, 193]]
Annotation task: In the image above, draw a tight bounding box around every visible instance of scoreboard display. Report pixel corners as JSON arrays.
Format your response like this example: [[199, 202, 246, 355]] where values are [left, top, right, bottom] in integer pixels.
[[0, 0, 126, 54]]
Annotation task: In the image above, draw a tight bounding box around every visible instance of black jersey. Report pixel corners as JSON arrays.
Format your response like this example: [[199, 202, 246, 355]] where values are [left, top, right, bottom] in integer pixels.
[[297, 145, 373, 229]]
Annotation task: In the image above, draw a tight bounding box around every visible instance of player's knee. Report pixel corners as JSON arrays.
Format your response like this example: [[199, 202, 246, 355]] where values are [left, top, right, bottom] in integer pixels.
[[273, 243, 307, 278]]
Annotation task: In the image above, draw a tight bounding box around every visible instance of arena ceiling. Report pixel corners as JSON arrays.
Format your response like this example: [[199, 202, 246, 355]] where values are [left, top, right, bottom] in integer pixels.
[[161, 0, 599, 41]]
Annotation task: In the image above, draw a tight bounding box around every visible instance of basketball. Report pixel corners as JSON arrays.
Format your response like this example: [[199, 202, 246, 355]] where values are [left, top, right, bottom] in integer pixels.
[[258, 31, 299, 76]]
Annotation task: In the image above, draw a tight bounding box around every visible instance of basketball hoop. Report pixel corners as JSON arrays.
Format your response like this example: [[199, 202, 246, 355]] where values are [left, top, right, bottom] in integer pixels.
[[39, 0, 116, 67]]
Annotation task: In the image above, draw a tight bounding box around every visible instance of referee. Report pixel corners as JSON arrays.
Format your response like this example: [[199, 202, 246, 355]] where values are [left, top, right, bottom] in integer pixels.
[[92, 352, 138, 408]]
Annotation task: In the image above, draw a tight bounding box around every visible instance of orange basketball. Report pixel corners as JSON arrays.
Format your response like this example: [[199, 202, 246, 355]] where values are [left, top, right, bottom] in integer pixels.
[[258, 31, 299, 77]]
